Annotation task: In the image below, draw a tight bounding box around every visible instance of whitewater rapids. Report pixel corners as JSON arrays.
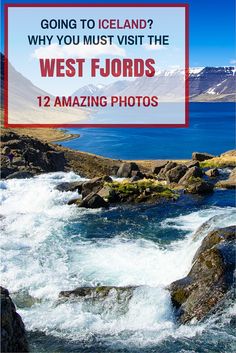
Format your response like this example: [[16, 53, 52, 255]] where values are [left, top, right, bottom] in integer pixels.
[[0, 172, 235, 351]]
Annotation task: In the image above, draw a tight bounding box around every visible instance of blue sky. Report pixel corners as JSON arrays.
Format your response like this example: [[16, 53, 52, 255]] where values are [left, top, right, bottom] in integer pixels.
[[1, 0, 235, 67]]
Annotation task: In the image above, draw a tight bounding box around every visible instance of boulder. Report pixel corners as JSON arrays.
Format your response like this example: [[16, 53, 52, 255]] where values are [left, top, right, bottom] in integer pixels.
[[166, 165, 188, 183], [1, 287, 29, 352], [79, 192, 109, 209], [205, 168, 220, 177], [151, 161, 169, 175], [45, 151, 66, 172], [192, 152, 215, 161], [130, 170, 145, 181], [216, 168, 236, 189], [169, 226, 236, 324], [185, 179, 214, 194], [157, 161, 177, 180], [67, 198, 81, 205], [59, 285, 136, 300], [185, 160, 200, 168], [117, 162, 139, 178], [1, 132, 19, 142], [97, 185, 115, 200], [81, 176, 112, 198], [56, 181, 84, 193], [110, 165, 120, 176], [179, 166, 203, 185], [6, 171, 34, 180], [59, 285, 137, 315], [0, 167, 18, 179]]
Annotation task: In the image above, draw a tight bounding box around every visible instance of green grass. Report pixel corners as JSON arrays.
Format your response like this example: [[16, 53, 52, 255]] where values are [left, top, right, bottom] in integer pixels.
[[106, 179, 178, 200]]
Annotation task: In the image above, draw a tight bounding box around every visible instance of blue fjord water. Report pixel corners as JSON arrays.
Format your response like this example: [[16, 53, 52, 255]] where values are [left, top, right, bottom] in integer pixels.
[[60, 103, 235, 159]]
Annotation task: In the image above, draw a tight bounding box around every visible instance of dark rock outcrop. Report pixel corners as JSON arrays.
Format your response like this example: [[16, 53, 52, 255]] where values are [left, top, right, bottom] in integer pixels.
[[185, 179, 214, 194], [81, 176, 112, 198], [192, 152, 215, 161], [56, 181, 84, 193], [169, 226, 236, 324], [0, 167, 18, 179], [1, 132, 66, 177], [5, 171, 34, 180], [166, 165, 187, 183], [1, 286, 29, 352], [185, 160, 200, 168], [179, 166, 203, 184], [117, 162, 140, 178], [79, 192, 109, 209], [151, 161, 169, 175], [59, 285, 136, 300], [59, 285, 137, 315]]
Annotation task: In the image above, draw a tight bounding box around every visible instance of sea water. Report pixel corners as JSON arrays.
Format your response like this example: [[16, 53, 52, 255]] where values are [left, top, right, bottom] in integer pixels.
[[60, 103, 235, 159], [1, 172, 236, 352]]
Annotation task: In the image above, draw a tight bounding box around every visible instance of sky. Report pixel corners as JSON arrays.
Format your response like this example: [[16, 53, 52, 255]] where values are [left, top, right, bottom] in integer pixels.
[[1, 0, 235, 67]]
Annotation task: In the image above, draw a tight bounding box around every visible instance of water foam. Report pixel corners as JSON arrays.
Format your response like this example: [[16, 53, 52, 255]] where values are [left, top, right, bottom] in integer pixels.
[[1, 172, 235, 348]]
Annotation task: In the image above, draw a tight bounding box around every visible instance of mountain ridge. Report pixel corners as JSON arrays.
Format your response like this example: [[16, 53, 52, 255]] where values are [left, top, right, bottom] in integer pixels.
[[73, 66, 236, 102]]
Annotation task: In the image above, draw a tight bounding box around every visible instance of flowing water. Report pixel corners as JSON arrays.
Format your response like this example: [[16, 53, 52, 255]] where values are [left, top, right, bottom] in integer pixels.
[[1, 172, 236, 353]]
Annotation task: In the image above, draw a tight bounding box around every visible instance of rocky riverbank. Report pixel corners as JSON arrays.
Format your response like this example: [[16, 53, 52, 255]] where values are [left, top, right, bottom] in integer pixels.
[[1, 287, 28, 353], [53, 225, 236, 324], [0, 131, 235, 351], [1, 132, 235, 208]]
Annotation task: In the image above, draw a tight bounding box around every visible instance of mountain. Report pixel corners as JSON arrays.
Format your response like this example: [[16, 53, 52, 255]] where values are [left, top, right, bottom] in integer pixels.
[[0, 53, 88, 125], [73, 67, 236, 102]]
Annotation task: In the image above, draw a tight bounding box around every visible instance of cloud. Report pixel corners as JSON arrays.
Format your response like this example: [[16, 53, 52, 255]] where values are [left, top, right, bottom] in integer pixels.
[[230, 59, 236, 65], [32, 43, 126, 59], [143, 43, 166, 51]]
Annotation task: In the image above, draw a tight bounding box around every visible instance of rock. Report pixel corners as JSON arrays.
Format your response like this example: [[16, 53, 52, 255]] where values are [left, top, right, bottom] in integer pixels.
[[151, 161, 169, 175], [157, 161, 177, 180], [59, 285, 136, 300], [0, 167, 18, 179], [205, 168, 220, 177], [56, 181, 84, 193], [192, 152, 215, 161], [131, 170, 145, 179], [216, 168, 236, 189], [97, 185, 117, 202], [185, 160, 200, 168], [81, 176, 112, 198], [79, 192, 109, 209], [130, 175, 141, 182], [1, 132, 19, 142], [130, 170, 145, 181], [110, 165, 120, 176], [117, 162, 139, 178], [45, 151, 66, 172], [67, 198, 81, 205], [179, 166, 203, 184], [1, 286, 29, 352], [169, 226, 236, 324], [162, 161, 177, 173], [6, 171, 34, 180], [0, 132, 66, 177], [185, 179, 214, 194], [220, 150, 236, 157], [166, 165, 188, 183], [59, 285, 137, 316]]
